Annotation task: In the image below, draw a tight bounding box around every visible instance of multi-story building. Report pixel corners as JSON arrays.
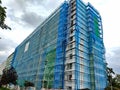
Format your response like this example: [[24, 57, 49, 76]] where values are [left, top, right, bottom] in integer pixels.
[[12, 0, 107, 90], [0, 61, 6, 75], [6, 52, 14, 69], [0, 53, 14, 75]]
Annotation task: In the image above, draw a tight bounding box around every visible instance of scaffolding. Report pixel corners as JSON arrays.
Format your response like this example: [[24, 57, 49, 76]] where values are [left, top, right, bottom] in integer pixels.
[[75, 0, 91, 89], [87, 3, 107, 90], [12, 1, 69, 90], [11, 0, 107, 90], [53, 2, 68, 89]]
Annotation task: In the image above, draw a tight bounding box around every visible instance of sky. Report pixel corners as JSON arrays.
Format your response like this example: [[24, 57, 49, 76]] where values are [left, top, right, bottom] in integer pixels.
[[0, 0, 120, 74]]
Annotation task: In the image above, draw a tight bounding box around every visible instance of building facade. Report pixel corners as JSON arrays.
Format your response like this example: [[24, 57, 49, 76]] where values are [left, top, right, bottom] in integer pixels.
[[12, 0, 107, 90], [0, 53, 14, 76], [6, 52, 14, 69], [0, 61, 6, 75]]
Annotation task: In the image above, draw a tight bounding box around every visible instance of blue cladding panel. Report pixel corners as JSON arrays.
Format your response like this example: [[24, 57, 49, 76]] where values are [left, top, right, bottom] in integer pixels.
[[75, 0, 91, 89], [53, 2, 68, 89], [12, 47, 18, 67]]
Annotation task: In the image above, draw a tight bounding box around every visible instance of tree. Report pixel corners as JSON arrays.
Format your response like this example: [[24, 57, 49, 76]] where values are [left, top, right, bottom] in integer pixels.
[[0, 0, 11, 30], [106, 67, 115, 90], [0, 67, 18, 87], [115, 74, 120, 84], [107, 67, 115, 85], [112, 74, 120, 89], [105, 67, 120, 90], [8, 67, 18, 85], [0, 68, 9, 86]]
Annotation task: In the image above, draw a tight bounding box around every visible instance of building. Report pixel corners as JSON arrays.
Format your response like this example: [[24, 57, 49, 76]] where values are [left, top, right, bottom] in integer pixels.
[[12, 0, 107, 90], [5, 52, 14, 69], [0, 61, 6, 75], [0, 53, 14, 76]]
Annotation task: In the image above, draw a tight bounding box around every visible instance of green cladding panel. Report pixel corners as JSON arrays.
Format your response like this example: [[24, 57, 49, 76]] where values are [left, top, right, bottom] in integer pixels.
[[94, 17, 100, 37], [42, 49, 56, 89]]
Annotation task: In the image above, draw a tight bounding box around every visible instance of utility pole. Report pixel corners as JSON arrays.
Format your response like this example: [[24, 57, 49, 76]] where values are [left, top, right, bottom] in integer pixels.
[[111, 77, 113, 90], [110, 73, 113, 90]]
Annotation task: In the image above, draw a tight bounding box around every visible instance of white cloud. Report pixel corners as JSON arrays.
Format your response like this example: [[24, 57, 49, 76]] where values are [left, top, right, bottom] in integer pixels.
[[83, 0, 120, 73], [0, 0, 65, 64], [106, 47, 120, 74], [0, 34, 17, 63]]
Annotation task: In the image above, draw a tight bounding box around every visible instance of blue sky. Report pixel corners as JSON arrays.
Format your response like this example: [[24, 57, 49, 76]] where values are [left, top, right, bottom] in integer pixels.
[[0, 0, 120, 74]]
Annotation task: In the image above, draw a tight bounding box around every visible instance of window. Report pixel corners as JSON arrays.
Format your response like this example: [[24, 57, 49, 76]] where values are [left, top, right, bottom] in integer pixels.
[[71, 15, 74, 19], [67, 63, 72, 70], [70, 28, 74, 34], [70, 36, 73, 41], [70, 30, 73, 34], [69, 54, 73, 59], [70, 20, 74, 27], [67, 75, 72, 81], [69, 44, 73, 48], [24, 42, 30, 52], [67, 86, 72, 90], [71, 1, 76, 8]]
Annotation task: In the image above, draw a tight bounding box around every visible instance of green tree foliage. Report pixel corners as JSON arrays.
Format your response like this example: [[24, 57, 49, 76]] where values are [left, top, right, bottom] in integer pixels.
[[0, 0, 11, 30], [107, 67, 115, 85], [112, 74, 120, 89], [106, 66, 120, 90], [0, 67, 18, 87]]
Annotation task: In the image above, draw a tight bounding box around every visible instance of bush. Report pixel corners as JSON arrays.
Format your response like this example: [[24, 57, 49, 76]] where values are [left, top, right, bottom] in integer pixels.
[[0, 67, 18, 86], [24, 81, 34, 87], [105, 86, 120, 90]]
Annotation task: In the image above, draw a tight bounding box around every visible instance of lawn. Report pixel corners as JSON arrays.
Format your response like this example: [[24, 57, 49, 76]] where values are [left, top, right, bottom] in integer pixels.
[[0, 87, 10, 90]]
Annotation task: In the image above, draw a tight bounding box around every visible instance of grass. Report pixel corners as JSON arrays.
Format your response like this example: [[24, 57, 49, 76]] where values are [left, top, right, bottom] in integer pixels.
[[105, 86, 120, 90], [0, 87, 10, 90]]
